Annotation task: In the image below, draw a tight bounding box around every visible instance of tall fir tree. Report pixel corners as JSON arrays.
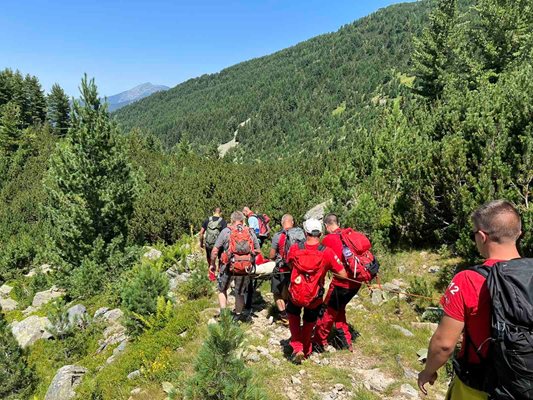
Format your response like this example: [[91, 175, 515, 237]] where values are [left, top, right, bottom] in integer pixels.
[[0, 312, 35, 399], [47, 83, 71, 136], [44, 74, 137, 293], [22, 74, 47, 126], [412, 0, 457, 99]]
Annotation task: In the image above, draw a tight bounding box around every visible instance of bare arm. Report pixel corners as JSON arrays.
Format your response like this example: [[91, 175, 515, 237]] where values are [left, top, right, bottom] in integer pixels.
[[199, 227, 205, 248], [418, 315, 464, 395], [269, 248, 276, 260], [209, 247, 219, 272]]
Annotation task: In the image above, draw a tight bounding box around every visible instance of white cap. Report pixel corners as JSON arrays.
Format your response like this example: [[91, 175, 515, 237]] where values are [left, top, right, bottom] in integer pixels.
[[303, 218, 323, 235]]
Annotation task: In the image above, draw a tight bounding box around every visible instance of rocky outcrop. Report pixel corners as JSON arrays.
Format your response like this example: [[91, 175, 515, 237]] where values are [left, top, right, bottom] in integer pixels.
[[44, 365, 87, 400], [96, 308, 127, 354], [0, 283, 13, 297], [143, 247, 162, 261], [32, 286, 64, 308], [11, 315, 52, 348], [0, 297, 18, 311], [25, 263, 53, 278], [67, 304, 88, 328], [304, 200, 332, 221]]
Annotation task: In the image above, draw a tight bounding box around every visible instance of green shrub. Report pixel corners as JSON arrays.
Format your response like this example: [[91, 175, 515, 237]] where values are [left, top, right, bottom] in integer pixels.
[[408, 276, 438, 312], [185, 309, 266, 400], [0, 312, 35, 399], [120, 263, 169, 335], [179, 262, 213, 300]]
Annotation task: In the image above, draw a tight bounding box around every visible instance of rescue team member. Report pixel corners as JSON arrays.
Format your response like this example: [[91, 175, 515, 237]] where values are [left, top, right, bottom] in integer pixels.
[[286, 218, 348, 364], [269, 214, 298, 325], [210, 211, 260, 321], [418, 200, 522, 399], [243, 206, 260, 241], [313, 213, 363, 352], [199, 207, 227, 265]]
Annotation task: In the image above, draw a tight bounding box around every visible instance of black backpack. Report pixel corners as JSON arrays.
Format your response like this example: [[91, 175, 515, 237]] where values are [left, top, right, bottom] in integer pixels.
[[469, 259, 533, 399]]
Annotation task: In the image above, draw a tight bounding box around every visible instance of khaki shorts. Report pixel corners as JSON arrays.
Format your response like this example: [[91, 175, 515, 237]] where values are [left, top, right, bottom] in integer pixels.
[[217, 264, 250, 296], [446, 376, 488, 400]]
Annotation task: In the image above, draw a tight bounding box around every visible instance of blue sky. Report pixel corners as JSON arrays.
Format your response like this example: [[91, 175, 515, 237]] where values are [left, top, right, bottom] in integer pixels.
[[1, 0, 409, 97]]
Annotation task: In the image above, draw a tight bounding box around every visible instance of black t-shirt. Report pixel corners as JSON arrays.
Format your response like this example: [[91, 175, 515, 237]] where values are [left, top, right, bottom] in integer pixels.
[[202, 216, 227, 231]]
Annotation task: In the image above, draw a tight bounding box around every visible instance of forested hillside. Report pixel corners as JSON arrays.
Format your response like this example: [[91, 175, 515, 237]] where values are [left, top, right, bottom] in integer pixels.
[[113, 1, 433, 159], [1, 0, 532, 398]]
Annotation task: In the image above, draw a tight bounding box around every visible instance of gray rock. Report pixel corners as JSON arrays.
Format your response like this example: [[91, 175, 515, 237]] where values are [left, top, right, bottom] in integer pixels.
[[334, 383, 345, 391], [162, 381, 174, 394], [97, 323, 127, 353], [11, 315, 52, 348], [354, 368, 394, 392], [0, 283, 13, 297], [113, 340, 128, 355], [67, 304, 88, 328], [44, 365, 87, 400], [371, 289, 385, 305], [22, 305, 38, 316], [304, 200, 332, 221], [130, 388, 142, 395], [398, 265, 406, 274], [291, 375, 302, 385], [25, 263, 53, 278], [411, 322, 438, 334], [32, 286, 64, 308], [143, 247, 162, 261], [127, 370, 141, 380], [93, 307, 110, 320], [246, 352, 260, 362], [0, 297, 18, 311], [400, 383, 419, 399], [102, 308, 124, 325], [391, 324, 415, 337], [428, 266, 440, 274], [417, 348, 429, 363]]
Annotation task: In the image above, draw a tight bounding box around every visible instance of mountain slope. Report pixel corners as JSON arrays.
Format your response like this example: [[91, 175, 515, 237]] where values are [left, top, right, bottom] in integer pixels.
[[113, 1, 432, 159], [107, 83, 169, 112]]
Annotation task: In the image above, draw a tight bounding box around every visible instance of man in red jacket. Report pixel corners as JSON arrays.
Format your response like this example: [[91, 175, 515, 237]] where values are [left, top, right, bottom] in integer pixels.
[[313, 213, 363, 352], [418, 200, 522, 399], [286, 218, 347, 364]]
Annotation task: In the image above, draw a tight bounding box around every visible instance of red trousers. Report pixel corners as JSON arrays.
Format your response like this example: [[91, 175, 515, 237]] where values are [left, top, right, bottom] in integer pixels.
[[286, 298, 322, 356], [314, 285, 360, 349]]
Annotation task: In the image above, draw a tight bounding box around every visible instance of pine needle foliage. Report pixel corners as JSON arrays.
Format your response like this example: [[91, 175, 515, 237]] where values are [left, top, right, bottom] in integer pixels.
[[44, 74, 138, 295], [0, 312, 35, 399], [186, 309, 266, 400]]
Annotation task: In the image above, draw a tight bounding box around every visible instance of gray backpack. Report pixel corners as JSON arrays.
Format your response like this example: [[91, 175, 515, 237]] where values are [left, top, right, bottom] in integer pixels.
[[205, 217, 223, 247], [282, 227, 306, 263]]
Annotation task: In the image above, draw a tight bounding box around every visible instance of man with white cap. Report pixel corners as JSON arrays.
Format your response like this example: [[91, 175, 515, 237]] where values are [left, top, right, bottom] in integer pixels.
[[285, 218, 347, 363]]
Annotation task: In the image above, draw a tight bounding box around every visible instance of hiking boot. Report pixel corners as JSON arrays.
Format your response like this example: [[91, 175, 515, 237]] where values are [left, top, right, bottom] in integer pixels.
[[292, 351, 305, 365], [277, 314, 289, 326]]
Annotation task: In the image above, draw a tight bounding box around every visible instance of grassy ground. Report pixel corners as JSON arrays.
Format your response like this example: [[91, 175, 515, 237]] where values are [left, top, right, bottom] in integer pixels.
[[2, 245, 461, 399]]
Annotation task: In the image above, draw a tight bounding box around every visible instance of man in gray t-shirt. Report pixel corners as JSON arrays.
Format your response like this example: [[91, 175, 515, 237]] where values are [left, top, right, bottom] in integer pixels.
[[210, 210, 260, 319]]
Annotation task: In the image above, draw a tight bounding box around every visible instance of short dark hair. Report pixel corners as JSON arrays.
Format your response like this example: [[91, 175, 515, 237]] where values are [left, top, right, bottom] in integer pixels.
[[471, 200, 521, 244], [324, 213, 339, 226], [214, 207, 221, 214]]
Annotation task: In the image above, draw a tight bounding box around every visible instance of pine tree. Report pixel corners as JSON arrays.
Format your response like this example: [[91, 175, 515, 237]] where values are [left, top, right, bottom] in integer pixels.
[[473, 0, 533, 76], [0, 101, 23, 155], [0, 312, 35, 399], [412, 0, 457, 99], [185, 310, 266, 400], [47, 83, 71, 136], [44, 74, 138, 292], [22, 74, 47, 126]]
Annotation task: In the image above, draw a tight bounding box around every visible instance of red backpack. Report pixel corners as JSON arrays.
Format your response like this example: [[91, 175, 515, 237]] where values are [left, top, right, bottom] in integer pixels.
[[289, 242, 327, 307], [255, 214, 271, 237], [338, 228, 379, 283], [221, 225, 255, 275]]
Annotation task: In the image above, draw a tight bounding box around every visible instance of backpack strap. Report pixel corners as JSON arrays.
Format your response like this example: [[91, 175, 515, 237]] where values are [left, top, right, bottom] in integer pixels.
[[467, 264, 491, 279], [298, 241, 306, 250], [318, 244, 326, 252]]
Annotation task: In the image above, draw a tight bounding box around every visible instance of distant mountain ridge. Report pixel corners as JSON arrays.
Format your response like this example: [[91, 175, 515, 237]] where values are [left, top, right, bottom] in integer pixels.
[[107, 83, 169, 111]]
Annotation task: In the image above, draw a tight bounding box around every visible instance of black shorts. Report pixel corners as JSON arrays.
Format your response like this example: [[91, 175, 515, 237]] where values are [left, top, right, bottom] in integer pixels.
[[327, 286, 359, 311], [217, 264, 250, 296], [286, 299, 322, 323], [271, 271, 290, 296]]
